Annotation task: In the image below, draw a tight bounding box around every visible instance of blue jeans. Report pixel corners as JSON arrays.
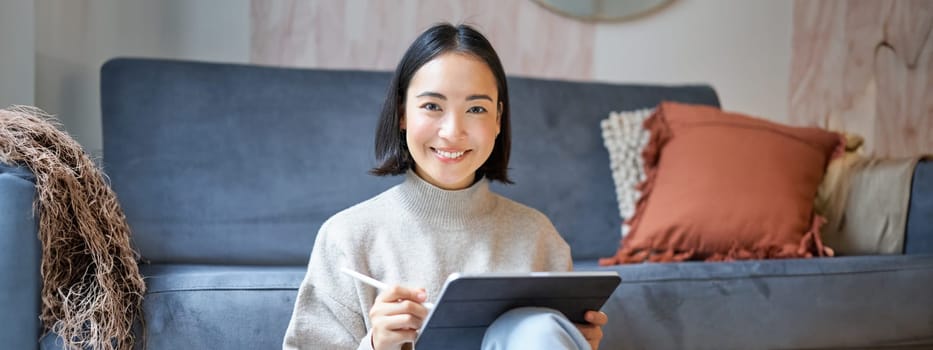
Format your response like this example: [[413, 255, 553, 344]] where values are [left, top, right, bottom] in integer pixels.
[[481, 307, 591, 350]]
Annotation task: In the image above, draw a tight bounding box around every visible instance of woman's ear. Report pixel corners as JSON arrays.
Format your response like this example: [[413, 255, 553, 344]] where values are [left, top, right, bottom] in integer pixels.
[[497, 102, 503, 134], [398, 107, 406, 130]]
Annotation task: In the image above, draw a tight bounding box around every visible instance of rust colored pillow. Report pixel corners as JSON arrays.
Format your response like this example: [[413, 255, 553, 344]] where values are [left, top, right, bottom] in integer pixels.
[[599, 102, 843, 264]]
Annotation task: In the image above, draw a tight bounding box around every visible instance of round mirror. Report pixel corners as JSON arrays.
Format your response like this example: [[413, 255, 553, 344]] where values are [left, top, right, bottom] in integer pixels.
[[532, 0, 674, 22]]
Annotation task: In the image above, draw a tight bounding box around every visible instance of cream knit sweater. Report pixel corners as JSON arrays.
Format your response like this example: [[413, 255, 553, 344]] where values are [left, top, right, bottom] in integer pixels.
[[283, 171, 572, 350]]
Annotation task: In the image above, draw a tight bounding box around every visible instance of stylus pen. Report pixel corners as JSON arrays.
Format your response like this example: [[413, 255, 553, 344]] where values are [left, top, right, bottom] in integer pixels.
[[340, 267, 435, 309]]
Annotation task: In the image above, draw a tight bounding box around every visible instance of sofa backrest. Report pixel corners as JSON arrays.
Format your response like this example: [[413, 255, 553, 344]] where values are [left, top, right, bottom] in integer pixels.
[[100, 58, 719, 265]]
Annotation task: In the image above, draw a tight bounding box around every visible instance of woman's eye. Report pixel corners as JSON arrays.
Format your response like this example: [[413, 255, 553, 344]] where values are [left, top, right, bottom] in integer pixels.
[[467, 106, 487, 114], [421, 103, 442, 112]]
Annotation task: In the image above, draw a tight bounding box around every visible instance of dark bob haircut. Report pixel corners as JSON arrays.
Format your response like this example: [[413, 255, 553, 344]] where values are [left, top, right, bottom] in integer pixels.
[[370, 23, 512, 184]]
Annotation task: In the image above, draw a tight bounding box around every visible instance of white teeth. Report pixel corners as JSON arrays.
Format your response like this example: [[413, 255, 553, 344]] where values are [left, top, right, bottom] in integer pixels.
[[434, 149, 465, 159]]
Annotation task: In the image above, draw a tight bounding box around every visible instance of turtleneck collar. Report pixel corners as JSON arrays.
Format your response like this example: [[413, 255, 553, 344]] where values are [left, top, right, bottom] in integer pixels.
[[395, 170, 497, 227]]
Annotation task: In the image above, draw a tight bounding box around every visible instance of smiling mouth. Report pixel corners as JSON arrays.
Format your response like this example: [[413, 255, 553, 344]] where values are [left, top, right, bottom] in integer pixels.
[[431, 147, 469, 160]]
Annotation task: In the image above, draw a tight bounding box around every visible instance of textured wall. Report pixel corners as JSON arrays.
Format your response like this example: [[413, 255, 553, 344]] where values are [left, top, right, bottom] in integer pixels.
[[251, 0, 595, 80], [250, 0, 797, 122], [790, 0, 932, 157]]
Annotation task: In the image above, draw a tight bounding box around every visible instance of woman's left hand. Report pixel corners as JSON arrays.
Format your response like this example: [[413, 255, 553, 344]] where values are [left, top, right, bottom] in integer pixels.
[[575, 310, 608, 350]]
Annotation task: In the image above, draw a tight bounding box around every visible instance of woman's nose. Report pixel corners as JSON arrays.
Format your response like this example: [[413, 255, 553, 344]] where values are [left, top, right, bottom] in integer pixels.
[[438, 113, 466, 139]]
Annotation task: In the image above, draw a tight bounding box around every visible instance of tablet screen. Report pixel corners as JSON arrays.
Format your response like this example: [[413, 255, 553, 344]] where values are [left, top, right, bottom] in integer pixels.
[[415, 271, 621, 350]]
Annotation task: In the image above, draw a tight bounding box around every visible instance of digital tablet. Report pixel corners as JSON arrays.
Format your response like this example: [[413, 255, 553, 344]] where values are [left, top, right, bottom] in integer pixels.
[[414, 271, 621, 350]]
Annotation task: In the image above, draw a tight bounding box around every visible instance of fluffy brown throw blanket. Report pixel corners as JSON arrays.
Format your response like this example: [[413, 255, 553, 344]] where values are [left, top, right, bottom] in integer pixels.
[[0, 106, 144, 350]]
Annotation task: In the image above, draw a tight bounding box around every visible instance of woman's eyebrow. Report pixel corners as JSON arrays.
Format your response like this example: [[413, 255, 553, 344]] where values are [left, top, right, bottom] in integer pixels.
[[466, 94, 493, 102], [416, 91, 446, 100]]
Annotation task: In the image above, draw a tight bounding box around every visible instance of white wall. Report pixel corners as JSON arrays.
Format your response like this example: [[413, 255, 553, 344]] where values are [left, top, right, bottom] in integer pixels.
[[0, 0, 35, 108], [594, 0, 793, 121], [35, 0, 251, 157]]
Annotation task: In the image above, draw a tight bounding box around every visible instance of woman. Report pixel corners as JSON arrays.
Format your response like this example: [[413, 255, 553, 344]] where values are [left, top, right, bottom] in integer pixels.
[[283, 23, 608, 350]]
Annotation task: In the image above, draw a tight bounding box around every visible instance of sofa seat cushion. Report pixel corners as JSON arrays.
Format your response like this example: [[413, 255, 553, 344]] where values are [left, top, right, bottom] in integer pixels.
[[41, 264, 306, 350], [143, 264, 304, 349], [141, 264, 304, 349], [574, 255, 933, 349]]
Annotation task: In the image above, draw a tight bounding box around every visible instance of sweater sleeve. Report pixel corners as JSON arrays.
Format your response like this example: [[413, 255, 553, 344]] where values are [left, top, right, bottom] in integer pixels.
[[531, 209, 574, 272], [548, 223, 574, 272], [283, 220, 373, 350]]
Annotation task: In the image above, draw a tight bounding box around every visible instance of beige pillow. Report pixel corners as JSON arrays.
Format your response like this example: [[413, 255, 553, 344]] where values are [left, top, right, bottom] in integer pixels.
[[600, 107, 654, 237], [816, 132, 917, 255]]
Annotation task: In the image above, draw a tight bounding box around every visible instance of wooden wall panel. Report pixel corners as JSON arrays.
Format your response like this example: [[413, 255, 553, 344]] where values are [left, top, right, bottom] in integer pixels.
[[790, 0, 932, 157]]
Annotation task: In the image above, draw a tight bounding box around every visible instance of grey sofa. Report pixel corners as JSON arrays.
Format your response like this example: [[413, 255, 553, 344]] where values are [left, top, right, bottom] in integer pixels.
[[2, 57, 931, 349]]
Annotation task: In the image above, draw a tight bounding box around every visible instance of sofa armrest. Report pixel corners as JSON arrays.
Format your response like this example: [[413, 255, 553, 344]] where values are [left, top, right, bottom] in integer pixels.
[[905, 158, 933, 254], [0, 162, 41, 349]]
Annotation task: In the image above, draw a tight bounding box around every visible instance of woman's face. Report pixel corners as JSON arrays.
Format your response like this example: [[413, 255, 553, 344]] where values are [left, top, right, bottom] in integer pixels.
[[402, 52, 501, 190]]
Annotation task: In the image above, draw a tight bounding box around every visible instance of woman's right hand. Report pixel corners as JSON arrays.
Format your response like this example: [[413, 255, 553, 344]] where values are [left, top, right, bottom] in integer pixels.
[[369, 285, 430, 350]]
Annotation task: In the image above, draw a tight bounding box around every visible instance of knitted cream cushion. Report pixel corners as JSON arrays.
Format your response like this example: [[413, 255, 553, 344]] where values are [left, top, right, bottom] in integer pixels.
[[600, 107, 654, 237]]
